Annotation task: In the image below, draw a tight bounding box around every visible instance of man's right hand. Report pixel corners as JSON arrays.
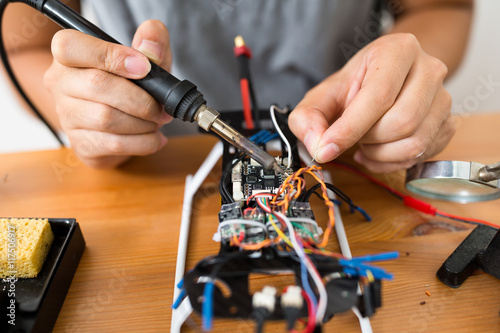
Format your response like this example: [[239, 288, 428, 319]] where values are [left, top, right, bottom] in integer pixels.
[[44, 20, 173, 168]]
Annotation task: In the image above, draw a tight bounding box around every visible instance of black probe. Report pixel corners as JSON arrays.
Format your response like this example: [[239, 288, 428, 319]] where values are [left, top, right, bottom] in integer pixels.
[[5, 0, 284, 173]]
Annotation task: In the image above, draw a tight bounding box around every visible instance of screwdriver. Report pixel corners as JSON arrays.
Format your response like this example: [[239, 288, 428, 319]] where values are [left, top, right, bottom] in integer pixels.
[[21, 0, 284, 173]]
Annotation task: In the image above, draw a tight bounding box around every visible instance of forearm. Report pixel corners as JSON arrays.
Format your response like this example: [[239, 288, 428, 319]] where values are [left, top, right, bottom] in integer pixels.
[[389, 1, 473, 76], [3, 0, 81, 131], [8, 49, 60, 130]]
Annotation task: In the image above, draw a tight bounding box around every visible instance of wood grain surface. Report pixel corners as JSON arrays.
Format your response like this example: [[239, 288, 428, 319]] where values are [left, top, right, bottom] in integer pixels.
[[0, 113, 498, 332]]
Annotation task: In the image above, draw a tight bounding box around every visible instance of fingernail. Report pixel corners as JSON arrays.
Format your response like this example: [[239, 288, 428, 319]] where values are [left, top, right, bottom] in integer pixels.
[[125, 55, 151, 76], [304, 130, 319, 153], [159, 134, 168, 148], [316, 143, 340, 163], [158, 111, 173, 124], [353, 150, 363, 164], [137, 40, 162, 64]]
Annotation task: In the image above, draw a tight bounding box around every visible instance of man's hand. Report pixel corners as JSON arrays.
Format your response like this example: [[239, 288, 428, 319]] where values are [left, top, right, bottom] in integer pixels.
[[44, 20, 173, 168], [289, 33, 456, 173]]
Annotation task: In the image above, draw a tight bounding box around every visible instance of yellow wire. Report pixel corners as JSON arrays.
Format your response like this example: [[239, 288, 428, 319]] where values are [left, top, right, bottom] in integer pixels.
[[268, 215, 294, 248]]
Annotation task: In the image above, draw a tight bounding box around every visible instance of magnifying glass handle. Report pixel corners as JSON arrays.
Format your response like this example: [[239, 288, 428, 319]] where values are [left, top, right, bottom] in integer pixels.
[[479, 161, 500, 182]]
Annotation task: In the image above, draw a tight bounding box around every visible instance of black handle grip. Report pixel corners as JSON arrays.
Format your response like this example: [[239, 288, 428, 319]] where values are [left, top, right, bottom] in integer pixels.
[[26, 0, 205, 122]]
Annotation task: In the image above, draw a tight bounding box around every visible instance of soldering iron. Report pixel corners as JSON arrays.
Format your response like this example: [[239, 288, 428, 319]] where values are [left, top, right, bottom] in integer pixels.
[[0, 0, 284, 173]]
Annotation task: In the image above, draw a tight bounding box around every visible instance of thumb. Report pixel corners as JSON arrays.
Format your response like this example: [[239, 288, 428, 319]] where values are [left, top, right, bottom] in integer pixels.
[[131, 20, 172, 71]]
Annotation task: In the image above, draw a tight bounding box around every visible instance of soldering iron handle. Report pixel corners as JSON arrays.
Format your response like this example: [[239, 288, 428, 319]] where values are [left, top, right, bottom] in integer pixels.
[[27, 0, 206, 122]]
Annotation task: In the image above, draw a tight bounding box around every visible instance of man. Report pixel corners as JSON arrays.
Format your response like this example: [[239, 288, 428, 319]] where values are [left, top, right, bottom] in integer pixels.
[[5, 0, 473, 171]]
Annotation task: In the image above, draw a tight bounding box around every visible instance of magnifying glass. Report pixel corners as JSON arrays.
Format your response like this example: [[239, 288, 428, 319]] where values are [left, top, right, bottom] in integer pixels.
[[406, 161, 500, 203]]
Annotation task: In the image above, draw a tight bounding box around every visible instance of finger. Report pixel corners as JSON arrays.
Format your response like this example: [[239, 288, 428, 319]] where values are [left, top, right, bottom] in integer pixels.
[[53, 64, 169, 123], [69, 129, 167, 159], [315, 33, 419, 163], [358, 88, 452, 162], [289, 71, 349, 155], [360, 54, 448, 144], [51, 29, 151, 79], [59, 96, 161, 135], [355, 113, 457, 173], [131, 20, 172, 71]]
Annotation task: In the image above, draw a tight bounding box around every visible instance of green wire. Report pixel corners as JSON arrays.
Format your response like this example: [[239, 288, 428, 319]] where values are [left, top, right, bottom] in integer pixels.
[[291, 222, 318, 241]]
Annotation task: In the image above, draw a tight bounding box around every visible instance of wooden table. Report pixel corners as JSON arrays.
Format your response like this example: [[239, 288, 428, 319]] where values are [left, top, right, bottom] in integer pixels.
[[0, 113, 499, 332]]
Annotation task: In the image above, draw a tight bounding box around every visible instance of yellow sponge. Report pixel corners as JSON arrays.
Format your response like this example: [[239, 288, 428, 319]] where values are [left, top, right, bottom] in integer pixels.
[[0, 218, 54, 278]]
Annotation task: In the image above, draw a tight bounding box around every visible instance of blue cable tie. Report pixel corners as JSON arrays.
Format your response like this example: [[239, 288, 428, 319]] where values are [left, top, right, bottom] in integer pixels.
[[202, 281, 215, 331], [341, 264, 394, 280], [172, 288, 187, 310], [350, 251, 399, 263]]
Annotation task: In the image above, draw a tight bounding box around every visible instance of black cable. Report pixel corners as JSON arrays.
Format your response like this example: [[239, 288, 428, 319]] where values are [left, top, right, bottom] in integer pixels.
[[0, 0, 64, 146], [219, 152, 245, 203], [301, 182, 372, 221]]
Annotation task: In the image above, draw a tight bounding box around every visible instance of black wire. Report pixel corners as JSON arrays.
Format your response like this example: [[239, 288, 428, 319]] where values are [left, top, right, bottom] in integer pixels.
[[219, 152, 245, 203], [301, 182, 352, 204], [0, 0, 64, 146]]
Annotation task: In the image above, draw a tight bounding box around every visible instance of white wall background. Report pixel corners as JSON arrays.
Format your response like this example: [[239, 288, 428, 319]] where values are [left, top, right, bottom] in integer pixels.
[[0, 0, 499, 154]]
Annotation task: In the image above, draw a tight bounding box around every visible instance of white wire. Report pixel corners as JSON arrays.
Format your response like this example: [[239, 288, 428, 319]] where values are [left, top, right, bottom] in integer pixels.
[[171, 142, 223, 333], [274, 211, 328, 324], [270, 105, 291, 168]]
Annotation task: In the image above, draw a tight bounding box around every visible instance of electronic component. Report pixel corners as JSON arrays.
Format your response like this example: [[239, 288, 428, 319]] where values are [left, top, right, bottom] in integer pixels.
[[290, 201, 315, 219], [267, 217, 322, 243], [215, 204, 267, 244], [234, 157, 288, 202], [218, 203, 242, 222]]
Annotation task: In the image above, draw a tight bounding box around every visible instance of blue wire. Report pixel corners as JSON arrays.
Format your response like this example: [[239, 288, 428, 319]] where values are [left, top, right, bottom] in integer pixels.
[[294, 237, 318, 308], [172, 288, 187, 309], [353, 206, 372, 222], [202, 281, 215, 331], [300, 259, 318, 308]]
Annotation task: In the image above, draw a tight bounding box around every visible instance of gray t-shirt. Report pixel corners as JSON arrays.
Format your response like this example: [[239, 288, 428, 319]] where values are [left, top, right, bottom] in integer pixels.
[[82, 0, 387, 134]]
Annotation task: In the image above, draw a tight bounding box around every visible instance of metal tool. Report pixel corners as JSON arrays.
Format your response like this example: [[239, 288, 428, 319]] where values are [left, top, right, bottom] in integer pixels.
[[13, 0, 283, 173], [406, 160, 500, 203]]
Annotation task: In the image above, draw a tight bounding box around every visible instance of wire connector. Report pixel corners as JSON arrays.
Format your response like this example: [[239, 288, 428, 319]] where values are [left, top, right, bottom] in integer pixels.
[[252, 286, 277, 312], [281, 286, 304, 331], [252, 286, 276, 333]]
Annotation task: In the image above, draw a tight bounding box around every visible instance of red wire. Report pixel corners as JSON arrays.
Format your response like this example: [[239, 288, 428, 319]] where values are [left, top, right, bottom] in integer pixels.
[[435, 210, 499, 228], [329, 161, 499, 228], [240, 78, 254, 130], [330, 161, 404, 198], [301, 289, 316, 333]]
